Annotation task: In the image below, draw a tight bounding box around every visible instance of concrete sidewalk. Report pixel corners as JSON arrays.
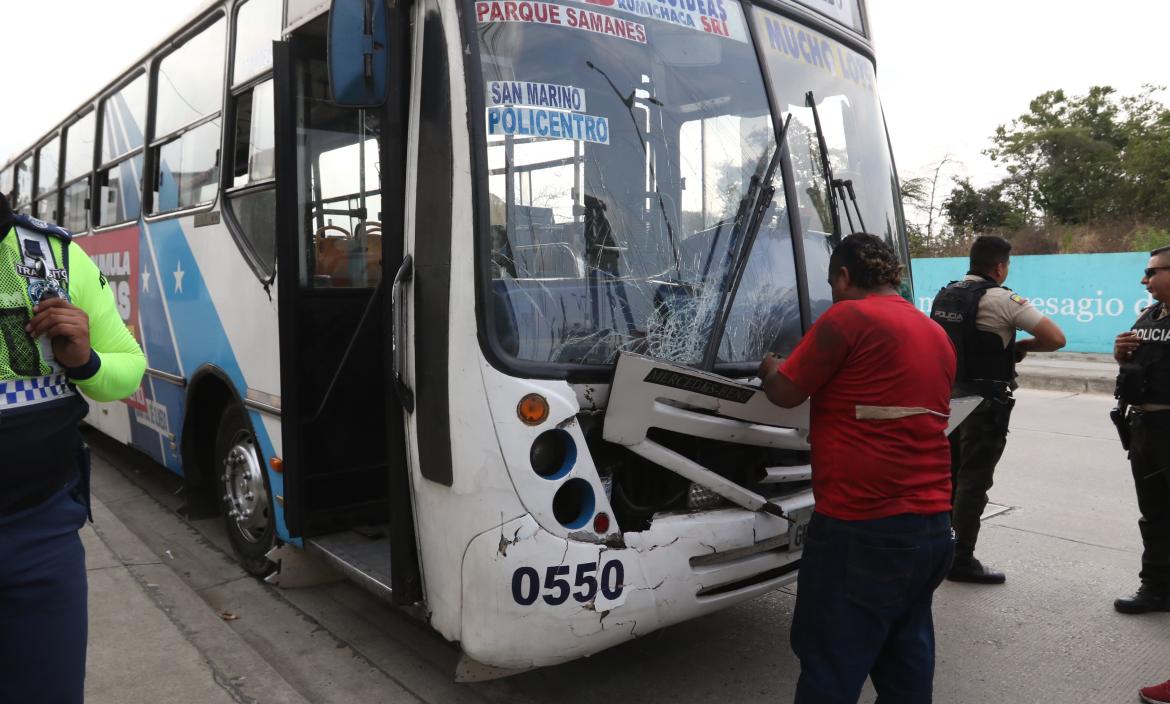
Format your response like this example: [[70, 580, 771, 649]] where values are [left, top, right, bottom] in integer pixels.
[[83, 494, 308, 704]]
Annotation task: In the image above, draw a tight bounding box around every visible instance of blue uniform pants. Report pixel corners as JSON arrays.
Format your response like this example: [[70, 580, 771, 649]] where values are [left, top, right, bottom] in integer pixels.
[[0, 484, 88, 704], [791, 511, 954, 704]]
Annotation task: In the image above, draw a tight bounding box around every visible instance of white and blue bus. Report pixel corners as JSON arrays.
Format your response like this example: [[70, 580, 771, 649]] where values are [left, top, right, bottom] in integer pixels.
[[0, 0, 910, 675]]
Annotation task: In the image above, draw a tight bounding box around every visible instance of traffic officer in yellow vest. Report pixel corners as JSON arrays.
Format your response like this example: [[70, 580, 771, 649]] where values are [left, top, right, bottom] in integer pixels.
[[0, 190, 145, 703], [1113, 244, 1170, 615]]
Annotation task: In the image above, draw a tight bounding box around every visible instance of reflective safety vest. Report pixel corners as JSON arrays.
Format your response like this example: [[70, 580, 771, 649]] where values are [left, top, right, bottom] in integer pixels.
[[0, 213, 145, 517], [929, 276, 1016, 386], [0, 217, 77, 411], [1117, 303, 1170, 405]]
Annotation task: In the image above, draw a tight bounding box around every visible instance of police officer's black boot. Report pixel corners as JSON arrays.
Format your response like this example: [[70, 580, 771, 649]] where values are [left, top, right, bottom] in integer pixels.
[[947, 554, 1006, 584], [1114, 582, 1170, 614]]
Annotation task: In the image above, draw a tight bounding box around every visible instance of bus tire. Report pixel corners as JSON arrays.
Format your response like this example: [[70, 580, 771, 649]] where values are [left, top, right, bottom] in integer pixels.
[[215, 404, 277, 577]]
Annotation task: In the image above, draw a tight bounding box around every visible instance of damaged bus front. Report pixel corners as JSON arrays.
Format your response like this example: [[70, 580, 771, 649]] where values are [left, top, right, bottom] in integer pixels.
[[453, 0, 910, 673]]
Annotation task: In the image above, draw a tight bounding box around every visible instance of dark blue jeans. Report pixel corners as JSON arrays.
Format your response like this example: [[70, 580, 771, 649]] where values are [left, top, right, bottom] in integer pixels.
[[791, 511, 954, 704]]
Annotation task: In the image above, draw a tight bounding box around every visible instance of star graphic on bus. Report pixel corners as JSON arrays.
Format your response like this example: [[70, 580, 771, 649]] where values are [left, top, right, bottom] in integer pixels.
[[142, 268, 152, 293], [173, 261, 185, 294]]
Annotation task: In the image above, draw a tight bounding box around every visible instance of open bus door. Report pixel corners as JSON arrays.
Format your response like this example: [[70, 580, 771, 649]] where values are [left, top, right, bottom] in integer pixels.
[[270, 5, 421, 605]]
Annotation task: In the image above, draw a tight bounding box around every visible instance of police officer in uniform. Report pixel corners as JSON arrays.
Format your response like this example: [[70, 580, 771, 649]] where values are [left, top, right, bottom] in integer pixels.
[[1113, 244, 1170, 614], [931, 236, 1065, 583], [0, 190, 145, 703]]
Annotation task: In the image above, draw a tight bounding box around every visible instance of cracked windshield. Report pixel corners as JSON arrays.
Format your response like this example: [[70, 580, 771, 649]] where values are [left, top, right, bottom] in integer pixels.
[[476, 0, 798, 369], [476, 0, 906, 369], [752, 7, 909, 317]]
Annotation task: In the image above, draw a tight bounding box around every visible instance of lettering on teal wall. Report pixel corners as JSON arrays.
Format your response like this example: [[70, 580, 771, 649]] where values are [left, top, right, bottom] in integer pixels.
[[912, 253, 1155, 354]]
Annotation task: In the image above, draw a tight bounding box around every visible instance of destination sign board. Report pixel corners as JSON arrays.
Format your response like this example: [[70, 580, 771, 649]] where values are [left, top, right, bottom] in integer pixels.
[[789, 0, 865, 35]]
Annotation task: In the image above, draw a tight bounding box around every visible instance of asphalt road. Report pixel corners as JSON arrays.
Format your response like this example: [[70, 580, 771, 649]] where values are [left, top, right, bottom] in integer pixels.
[[87, 388, 1170, 703]]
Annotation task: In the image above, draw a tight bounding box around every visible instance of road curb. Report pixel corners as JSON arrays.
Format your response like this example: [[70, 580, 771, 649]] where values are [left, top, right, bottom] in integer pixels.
[[1015, 353, 1117, 396], [1015, 370, 1116, 395]]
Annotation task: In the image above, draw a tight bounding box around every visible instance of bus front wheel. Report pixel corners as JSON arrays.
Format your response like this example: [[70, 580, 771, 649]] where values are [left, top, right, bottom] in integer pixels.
[[215, 405, 277, 577]]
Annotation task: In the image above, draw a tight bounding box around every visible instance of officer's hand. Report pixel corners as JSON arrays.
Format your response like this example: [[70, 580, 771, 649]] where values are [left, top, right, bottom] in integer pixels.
[[1114, 331, 1139, 364], [26, 298, 91, 369], [758, 352, 781, 381]]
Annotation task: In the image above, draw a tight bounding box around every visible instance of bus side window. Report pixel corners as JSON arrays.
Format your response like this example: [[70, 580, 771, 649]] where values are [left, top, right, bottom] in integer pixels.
[[96, 74, 148, 227], [0, 167, 12, 203], [233, 0, 280, 86], [223, 0, 281, 275], [35, 136, 60, 223], [149, 16, 226, 215], [13, 157, 31, 213], [226, 80, 277, 273], [62, 111, 96, 234]]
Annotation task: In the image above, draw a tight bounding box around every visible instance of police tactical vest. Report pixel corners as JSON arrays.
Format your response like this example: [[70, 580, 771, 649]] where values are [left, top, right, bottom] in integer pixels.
[[0, 216, 77, 412], [1117, 303, 1170, 405], [930, 277, 1016, 384]]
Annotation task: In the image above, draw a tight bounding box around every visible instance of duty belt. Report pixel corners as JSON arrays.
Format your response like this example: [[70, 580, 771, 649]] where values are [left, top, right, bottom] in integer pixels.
[[1130, 406, 1170, 415], [0, 374, 76, 412], [955, 378, 1012, 404]]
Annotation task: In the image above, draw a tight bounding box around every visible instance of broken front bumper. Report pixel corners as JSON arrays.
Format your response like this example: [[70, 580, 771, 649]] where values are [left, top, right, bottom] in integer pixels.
[[459, 489, 813, 671]]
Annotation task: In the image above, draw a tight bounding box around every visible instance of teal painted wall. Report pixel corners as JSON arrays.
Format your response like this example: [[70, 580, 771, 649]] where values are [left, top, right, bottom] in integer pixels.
[[911, 253, 1154, 354]]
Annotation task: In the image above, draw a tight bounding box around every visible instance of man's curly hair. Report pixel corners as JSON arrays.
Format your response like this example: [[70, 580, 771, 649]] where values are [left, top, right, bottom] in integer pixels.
[[829, 233, 903, 290]]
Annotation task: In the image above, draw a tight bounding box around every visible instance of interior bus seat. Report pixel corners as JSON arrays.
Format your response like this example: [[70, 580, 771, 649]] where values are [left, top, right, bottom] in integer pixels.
[[315, 228, 351, 287], [489, 276, 661, 363], [363, 230, 382, 286], [514, 242, 582, 279]]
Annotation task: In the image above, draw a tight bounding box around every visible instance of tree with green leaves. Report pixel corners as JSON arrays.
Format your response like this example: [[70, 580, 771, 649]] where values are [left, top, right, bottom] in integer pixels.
[[1119, 86, 1170, 223], [914, 85, 1170, 257], [943, 177, 1025, 236], [984, 85, 1169, 226]]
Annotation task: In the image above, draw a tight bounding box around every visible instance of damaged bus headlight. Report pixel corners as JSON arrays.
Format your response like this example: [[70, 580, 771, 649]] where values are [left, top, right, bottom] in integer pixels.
[[686, 482, 728, 511]]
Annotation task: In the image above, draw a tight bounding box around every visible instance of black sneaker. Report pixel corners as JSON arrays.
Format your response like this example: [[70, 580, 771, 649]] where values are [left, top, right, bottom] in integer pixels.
[[947, 556, 1006, 584], [1114, 584, 1170, 614]]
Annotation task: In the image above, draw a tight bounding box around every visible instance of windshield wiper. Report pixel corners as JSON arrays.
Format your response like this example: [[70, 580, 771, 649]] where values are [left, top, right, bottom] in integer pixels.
[[698, 113, 794, 371], [805, 91, 844, 244], [833, 177, 867, 234], [806, 92, 868, 236]]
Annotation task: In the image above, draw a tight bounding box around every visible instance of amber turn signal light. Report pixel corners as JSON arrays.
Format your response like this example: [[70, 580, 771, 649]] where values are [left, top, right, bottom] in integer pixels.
[[517, 393, 550, 426]]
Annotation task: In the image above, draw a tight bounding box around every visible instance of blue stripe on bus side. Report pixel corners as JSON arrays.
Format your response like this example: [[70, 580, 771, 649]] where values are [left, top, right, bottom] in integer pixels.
[[128, 151, 186, 471], [145, 216, 292, 544]]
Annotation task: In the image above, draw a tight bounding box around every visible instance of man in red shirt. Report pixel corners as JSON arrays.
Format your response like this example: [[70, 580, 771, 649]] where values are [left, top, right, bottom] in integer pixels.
[[758, 233, 956, 704]]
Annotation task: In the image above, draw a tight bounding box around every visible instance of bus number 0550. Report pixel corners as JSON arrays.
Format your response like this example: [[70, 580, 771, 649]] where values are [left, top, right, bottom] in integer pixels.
[[511, 561, 625, 606]]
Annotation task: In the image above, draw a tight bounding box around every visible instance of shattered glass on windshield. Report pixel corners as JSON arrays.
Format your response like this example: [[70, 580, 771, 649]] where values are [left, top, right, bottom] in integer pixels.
[[476, 0, 802, 369]]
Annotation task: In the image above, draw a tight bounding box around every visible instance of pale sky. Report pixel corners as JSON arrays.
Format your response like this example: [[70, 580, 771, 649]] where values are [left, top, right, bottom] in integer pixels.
[[3, 0, 1168, 195], [869, 0, 1170, 191], [1, 1, 205, 164]]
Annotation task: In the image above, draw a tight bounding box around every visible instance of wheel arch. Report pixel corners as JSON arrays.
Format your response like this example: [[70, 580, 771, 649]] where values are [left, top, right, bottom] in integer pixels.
[[181, 365, 249, 489]]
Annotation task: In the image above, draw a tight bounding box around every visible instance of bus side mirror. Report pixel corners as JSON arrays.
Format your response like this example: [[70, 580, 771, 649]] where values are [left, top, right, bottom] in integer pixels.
[[328, 0, 390, 107]]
